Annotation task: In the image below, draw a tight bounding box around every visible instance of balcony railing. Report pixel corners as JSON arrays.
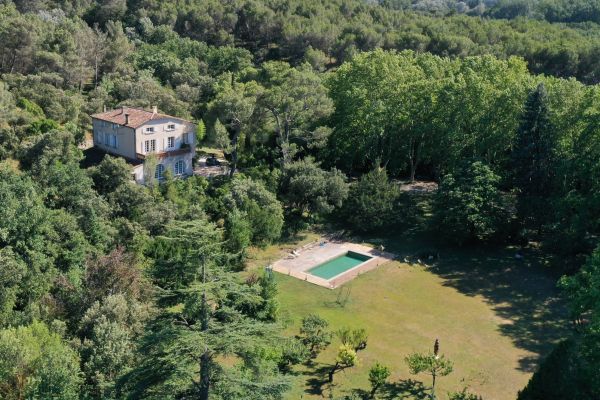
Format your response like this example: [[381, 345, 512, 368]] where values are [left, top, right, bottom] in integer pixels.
[[136, 145, 192, 160]]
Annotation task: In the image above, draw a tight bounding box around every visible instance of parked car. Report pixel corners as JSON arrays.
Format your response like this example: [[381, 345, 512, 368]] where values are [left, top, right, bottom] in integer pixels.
[[206, 155, 221, 166]]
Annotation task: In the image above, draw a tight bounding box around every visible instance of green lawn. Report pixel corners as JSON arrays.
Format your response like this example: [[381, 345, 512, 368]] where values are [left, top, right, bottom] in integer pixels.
[[246, 231, 568, 400]]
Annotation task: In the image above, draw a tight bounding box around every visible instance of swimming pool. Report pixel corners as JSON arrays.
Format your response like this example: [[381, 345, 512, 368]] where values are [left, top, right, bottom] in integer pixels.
[[307, 251, 373, 280]]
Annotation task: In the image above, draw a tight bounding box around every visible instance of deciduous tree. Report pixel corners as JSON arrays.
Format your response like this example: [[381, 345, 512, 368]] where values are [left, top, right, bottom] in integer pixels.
[[368, 362, 391, 398], [405, 339, 454, 400], [299, 314, 332, 358]]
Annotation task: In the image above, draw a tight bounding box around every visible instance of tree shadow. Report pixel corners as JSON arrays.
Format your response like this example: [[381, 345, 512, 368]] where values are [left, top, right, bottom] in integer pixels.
[[371, 230, 569, 373], [342, 379, 427, 400], [381, 379, 428, 399], [429, 248, 568, 372], [348, 388, 370, 399], [303, 363, 335, 396]]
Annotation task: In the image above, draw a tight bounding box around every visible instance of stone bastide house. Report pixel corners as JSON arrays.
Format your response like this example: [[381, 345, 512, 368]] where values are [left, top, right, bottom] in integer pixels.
[[91, 106, 196, 184]]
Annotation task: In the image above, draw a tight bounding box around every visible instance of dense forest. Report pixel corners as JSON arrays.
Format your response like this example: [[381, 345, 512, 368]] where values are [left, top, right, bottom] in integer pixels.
[[0, 0, 599, 399], [385, 0, 600, 24]]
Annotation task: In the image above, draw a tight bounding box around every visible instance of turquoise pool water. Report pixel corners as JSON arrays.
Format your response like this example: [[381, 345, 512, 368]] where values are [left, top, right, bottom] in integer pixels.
[[307, 251, 372, 279]]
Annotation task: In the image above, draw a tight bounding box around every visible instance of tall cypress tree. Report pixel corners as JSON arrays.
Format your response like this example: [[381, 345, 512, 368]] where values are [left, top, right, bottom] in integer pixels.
[[512, 83, 555, 234]]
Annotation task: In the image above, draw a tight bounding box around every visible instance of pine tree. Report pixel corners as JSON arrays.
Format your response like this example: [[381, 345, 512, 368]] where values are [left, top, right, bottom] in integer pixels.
[[512, 83, 555, 234]]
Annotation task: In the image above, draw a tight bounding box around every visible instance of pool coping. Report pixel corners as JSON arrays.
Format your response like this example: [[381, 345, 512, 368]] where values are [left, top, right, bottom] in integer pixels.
[[271, 241, 396, 289], [306, 250, 374, 280]]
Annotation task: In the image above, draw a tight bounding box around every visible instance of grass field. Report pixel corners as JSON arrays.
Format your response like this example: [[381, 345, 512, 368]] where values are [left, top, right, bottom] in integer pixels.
[[246, 230, 568, 400]]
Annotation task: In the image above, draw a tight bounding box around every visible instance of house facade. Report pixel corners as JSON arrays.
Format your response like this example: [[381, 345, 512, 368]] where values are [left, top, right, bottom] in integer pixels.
[[91, 106, 196, 184]]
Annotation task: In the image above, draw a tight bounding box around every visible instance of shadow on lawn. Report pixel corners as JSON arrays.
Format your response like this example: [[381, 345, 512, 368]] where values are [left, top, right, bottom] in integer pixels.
[[380, 379, 428, 399], [345, 379, 428, 400], [302, 360, 429, 399], [371, 231, 569, 373], [303, 363, 334, 396]]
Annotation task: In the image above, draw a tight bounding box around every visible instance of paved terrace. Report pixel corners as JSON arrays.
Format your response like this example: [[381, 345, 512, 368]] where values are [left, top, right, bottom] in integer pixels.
[[271, 240, 395, 289]]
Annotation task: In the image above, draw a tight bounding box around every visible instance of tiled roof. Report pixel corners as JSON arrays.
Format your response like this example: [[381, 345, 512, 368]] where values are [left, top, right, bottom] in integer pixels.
[[91, 107, 189, 129]]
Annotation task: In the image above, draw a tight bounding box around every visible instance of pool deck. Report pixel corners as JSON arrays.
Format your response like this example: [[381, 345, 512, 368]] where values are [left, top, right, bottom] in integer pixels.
[[271, 240, 395, 289]]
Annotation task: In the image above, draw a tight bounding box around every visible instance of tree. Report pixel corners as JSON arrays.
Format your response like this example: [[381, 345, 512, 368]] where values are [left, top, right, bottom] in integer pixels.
[[208, 78, 262, 176], [434, 161, 509, 245], [258, 62, 333, 165], [121, 219, 290, 399], [83, 247, 148, 308], [79, 294, 149, 399], [517, 339, 597, 400], [511, 83, 556, 235], [328, 50, 530, 178], [0, 167, 64, 325], [0, 247, 26, 327], [0, 321, 81, 399], [90, 24, 108, 88], [277, 338, 309, 373], [279, 157, 348, 220], [405, 339, 454, 400], [336, 327, 368, 352], [368, 362, 391, 398], [328, 344, 359, 383], [343, 168, 401, 231], [225, 208, 252, 255], [448, 388, 483, 400], [299, 314, 332, 358], [516, 245, 600, 399], [258, 269, 279, 321], [327, 50, 445, 178], [89, 155, 132, 195], [142, 153, 158, 188], [85, 0, 127, 28], [225, 177, 284, 245], [196, 119, 206, 143]]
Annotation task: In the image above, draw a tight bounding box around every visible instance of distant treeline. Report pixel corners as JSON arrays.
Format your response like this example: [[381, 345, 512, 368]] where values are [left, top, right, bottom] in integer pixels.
[[382, 0, 600, 24], [5, 0, 600, 83]]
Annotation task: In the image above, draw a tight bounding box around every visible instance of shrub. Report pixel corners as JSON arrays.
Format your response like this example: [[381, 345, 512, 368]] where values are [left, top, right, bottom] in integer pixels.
[[226, 177, 284, 245], [343, 168, 401, 232]]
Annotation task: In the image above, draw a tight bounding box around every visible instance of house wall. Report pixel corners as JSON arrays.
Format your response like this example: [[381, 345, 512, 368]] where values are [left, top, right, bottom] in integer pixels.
[[92, 119, 137, 160], [154, 152, 194, 179], [132, 164, 145, 184], [134, 118, 196, 156], [137, 118, 196, 183], [92, 116, 196, 185]]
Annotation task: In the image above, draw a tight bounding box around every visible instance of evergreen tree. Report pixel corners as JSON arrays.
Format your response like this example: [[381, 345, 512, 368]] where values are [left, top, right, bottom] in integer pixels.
[[120, 219, 290, 399], [512, 83, 556, 234], [434, 161, 509, 245]]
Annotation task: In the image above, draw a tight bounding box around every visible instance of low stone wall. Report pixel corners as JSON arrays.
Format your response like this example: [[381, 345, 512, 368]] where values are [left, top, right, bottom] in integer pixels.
[[276, 266, 334, 288], [328, 255, 388, 288]]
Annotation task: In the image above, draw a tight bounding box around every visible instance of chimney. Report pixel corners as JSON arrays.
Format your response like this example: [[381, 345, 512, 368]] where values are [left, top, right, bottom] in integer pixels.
[[122, 106, 127, 114], [152, 106, 157, 115], [103, 105, 107, 112], [125, 113, 130, 125]]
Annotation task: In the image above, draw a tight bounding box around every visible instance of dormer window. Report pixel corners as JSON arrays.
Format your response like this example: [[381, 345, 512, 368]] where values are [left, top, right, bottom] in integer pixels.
[[145, 127, 155, 134], [166, 124, 176, 131]]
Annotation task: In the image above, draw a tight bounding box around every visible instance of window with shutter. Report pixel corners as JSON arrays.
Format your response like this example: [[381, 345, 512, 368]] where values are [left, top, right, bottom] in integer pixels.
[[174, 160, 185, 175], [144, 140, 156, 153], [155, 164, 165, 179]]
